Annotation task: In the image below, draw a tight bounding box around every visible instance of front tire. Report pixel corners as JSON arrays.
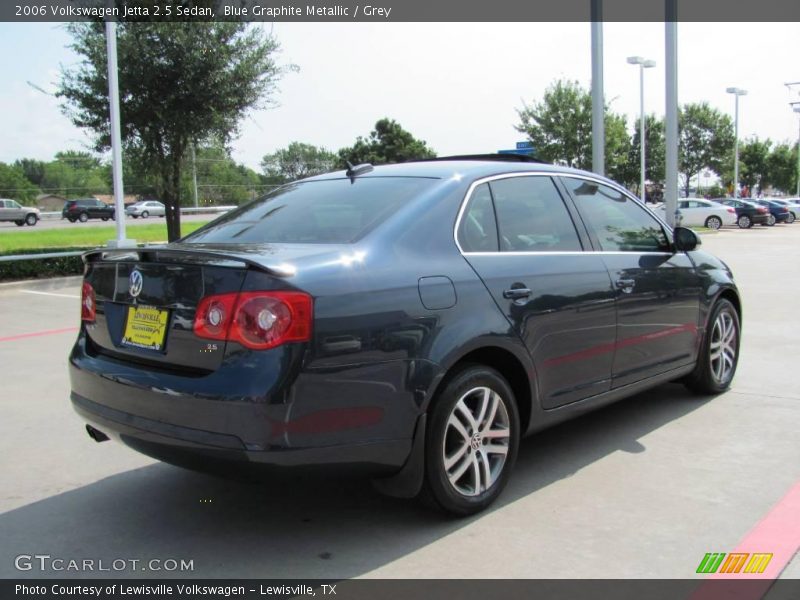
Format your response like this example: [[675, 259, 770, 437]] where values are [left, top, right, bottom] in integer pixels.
[[684, 299, 740, 395], [14, 220, 25, 226], [765, 214, 776, 226], [705, 215, 722, 230], [421, 365, 520, 516], [787, 212, 796, 224], [737, 215, 751, 229]]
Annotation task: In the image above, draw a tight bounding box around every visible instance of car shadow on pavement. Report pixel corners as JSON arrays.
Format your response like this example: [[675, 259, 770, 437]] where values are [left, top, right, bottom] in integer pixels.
[[0, 382, 712, 579]]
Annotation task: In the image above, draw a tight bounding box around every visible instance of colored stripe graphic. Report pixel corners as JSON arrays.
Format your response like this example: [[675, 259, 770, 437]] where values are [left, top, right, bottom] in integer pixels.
[[0, 327, 79, 343]]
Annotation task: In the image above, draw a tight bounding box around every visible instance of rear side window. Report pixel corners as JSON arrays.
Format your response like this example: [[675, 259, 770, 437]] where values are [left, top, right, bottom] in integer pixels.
[[562, 177, 670, 252], [490, 176, 582, 252], [183, 177, 436, 244], [457, 183, 498, 252]]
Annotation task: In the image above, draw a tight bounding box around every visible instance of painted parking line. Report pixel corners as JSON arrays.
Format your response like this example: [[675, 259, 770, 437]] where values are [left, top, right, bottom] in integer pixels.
[[0, 327, 78, 343], [708, 480, 800, 580], [691, 480, 800, 600], [20, 290, 80, 299]]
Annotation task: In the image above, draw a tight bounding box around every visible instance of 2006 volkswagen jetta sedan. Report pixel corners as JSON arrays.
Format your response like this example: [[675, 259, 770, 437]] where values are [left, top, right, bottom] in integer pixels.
[[69, 156, 741, 515]]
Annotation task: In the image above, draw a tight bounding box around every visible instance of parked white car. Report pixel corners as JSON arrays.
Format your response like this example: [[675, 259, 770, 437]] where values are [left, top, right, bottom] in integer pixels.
[[656, 198, 737, 230], [125, 200, 165, 218], [0, 198, 40, 226]]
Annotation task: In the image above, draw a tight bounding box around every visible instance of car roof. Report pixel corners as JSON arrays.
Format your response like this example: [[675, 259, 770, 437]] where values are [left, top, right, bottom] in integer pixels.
[[304, 158, 621, 186]]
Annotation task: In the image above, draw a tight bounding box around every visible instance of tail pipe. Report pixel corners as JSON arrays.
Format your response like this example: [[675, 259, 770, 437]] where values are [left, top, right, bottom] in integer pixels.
[[85, 424, 110, 443]]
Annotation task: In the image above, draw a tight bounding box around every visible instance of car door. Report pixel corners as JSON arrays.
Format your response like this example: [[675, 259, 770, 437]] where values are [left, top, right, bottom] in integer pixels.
[[561, 176, 703, 388], [0, 200, 10, 220], [457, 174, 617, 409]]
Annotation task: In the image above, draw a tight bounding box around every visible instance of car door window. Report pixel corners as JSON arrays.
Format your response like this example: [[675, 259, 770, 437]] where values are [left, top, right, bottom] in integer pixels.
[[457, 183, 498, 252], [563, 177, 670, 253], [490, 176, 582, 252]]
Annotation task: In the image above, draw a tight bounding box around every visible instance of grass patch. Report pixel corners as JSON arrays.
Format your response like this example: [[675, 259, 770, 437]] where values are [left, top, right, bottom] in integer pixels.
[[0, 221, 208, 254]]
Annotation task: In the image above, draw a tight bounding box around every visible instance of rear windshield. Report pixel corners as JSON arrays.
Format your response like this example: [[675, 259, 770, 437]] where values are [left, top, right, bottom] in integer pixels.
[[182, 177, 437, 244]]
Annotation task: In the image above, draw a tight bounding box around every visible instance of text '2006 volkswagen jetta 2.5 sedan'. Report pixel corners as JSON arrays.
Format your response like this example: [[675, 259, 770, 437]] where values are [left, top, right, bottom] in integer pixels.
[[69, 156, 741, 515]]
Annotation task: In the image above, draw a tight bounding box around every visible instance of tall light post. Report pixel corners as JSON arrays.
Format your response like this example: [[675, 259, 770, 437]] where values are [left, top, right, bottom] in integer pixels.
[[627, 56, 656, 202], [726, 87, 747, 198], [793, 104, 800, 197]]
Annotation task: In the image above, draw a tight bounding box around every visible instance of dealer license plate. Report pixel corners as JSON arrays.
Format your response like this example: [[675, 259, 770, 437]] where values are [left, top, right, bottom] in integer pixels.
[[121, 305, 169, 351]]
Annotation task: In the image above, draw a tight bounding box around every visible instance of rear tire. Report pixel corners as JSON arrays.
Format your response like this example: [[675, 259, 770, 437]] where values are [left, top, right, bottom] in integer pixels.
[[705, 216, 722, 230], [420, 365, 520, 516], [101, 217, 109, 221], [684, 298, 740, 395], [787, 212, 796, 224], [68, 217, 76, 223], [142, 211, 149, 219], [78, 212, 89, 223], [14, 220, 24, 226], [737, 215, 751, 229]]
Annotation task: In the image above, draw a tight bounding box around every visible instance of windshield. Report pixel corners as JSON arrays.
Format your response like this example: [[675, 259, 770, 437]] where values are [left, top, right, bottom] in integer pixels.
[[182, 177, 437, 245]]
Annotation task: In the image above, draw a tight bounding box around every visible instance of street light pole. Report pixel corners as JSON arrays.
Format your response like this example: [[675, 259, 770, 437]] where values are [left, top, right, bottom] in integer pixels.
[[726, 87, 747, 198], [627, 56, 656, 202], [793, 105, 800, 196]]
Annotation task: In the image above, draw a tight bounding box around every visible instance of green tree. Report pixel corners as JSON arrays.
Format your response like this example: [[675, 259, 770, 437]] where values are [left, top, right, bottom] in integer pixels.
[[515, 79, 631, 183], [679, 102, 734, 197], [39, 151, 110, 198], [58, 21, 289, 241], [337, 118, 436, 167], [183, 144, 262, 206], [627, 114, 666, 190], [766, 142, 798, 195], [727, 137, 773, 193], [0, 162, 39, 202], [261, 142, 337, 182], [14, 159, 47, 187]]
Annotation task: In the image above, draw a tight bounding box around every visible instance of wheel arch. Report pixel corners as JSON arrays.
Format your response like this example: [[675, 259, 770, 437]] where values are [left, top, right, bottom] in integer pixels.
[[424, 344, 534, 436]]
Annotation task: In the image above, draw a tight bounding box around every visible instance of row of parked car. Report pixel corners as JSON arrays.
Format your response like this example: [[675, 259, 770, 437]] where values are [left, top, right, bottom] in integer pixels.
[[656, 197, 800, 229], [61, 198, 167, 222]]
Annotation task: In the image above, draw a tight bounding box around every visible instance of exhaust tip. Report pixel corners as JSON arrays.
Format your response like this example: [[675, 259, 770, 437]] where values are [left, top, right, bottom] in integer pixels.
[[85, 424, 110, 443]]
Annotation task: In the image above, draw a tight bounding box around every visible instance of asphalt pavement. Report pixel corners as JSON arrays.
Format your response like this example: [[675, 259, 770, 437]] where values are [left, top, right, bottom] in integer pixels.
[[0, 225, 797, 580]]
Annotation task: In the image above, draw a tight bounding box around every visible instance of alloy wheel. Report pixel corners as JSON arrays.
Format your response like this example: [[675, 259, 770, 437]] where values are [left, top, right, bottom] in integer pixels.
[[443, 386, 511, 497], [709, 309, 737, 385], [706, 216, 722, 230]]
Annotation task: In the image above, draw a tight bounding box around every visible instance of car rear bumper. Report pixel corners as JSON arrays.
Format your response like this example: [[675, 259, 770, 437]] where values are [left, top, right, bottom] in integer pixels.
[[68, 329, 426, 475], [751, 214, 770, 224]]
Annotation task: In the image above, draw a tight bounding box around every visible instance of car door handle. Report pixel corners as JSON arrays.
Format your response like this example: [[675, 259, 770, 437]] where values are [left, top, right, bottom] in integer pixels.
[[615, 278, 636, 293], [503, 287, 532, 300]]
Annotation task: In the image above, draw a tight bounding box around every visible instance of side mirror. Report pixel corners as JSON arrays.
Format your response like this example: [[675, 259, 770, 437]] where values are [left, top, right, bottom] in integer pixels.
[[673, 226, 700, 252]]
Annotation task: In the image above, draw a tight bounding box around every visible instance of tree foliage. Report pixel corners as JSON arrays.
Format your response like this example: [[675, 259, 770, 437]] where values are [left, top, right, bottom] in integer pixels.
[[0, 163, 39, 202], [57, 21, 289, 241], [337, 118, 436, 167], [183, 144, 263, 206], [765, 142, 798, 195], [678, 102, 734, 197], [627, 114, 666, 191], [261, 142, 337, 183], [515, 80, 631, 182]]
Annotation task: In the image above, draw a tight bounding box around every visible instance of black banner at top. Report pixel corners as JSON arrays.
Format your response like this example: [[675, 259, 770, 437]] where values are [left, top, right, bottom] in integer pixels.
[[3, 0, 800, 22]]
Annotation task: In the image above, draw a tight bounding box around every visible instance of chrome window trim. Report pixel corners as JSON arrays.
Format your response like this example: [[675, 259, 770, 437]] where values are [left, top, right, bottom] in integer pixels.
[[453, 170, 676, 256]]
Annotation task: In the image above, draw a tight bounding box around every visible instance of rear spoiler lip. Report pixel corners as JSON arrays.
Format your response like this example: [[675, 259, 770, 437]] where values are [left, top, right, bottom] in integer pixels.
[[81, 246, 297, 278]]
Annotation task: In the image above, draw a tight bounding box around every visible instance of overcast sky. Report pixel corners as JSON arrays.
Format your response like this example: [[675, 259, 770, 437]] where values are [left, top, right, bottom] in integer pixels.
[[0, 21, 798, 171]]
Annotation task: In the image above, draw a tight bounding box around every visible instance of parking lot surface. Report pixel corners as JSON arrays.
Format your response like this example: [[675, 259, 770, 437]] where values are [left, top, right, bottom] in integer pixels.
[[0, 226, 798, 580]]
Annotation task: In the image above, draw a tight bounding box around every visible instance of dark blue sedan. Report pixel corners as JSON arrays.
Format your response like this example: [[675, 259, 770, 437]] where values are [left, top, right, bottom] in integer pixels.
[[69, 157, 741, 515]]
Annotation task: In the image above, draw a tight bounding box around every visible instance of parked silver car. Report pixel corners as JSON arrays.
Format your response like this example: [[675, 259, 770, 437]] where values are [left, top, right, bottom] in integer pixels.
[[0, 198, 40, 226], [125, 200, 166, 218]]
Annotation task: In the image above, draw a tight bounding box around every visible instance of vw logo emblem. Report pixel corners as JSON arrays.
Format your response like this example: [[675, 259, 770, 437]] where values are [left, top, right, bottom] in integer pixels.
[[129, 269, 143, 298]]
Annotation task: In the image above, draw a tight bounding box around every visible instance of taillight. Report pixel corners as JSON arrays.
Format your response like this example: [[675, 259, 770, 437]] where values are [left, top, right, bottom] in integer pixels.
[[727, 207, 736, 214], [81, 281, 96, 322], [757, 207, 767, 213], [194, 291, 312, 350]]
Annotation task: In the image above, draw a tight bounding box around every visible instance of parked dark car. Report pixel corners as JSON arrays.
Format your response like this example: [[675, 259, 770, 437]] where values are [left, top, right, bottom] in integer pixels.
[[747, 198, 791, 226], [62, 198, 116, 223], [69, 157, 742, 515], [714, 198, 770, 228]]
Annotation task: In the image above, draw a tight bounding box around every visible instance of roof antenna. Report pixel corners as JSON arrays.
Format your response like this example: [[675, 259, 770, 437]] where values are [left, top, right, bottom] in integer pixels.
[[345, 161, 374, 182]]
